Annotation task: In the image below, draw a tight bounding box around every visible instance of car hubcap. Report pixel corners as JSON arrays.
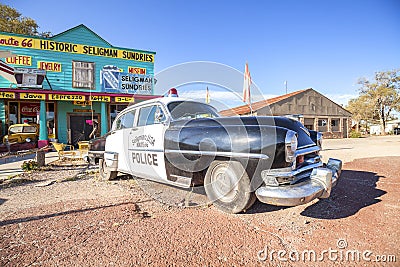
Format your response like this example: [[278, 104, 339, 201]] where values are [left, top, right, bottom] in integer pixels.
[[211, 164, 239, 203]]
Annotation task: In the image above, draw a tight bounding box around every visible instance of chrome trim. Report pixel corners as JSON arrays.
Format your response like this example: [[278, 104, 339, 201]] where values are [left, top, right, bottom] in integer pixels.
[[295, 146, 320, 157], [285, 130, 297, 162], [300, 126, 311, 136], [256, 158, 342, 206], [262, 162, 323, 178], [165, 149, 269, 160]]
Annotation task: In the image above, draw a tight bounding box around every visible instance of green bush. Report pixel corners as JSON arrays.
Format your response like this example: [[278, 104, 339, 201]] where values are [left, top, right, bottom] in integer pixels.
[[349, 130, 362, 138], [21, 160, 38, 172]]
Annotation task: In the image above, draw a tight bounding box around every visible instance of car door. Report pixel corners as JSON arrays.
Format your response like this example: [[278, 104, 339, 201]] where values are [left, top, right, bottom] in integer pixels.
[[128, 103, 168, 181], [105, 108, 136, 173]]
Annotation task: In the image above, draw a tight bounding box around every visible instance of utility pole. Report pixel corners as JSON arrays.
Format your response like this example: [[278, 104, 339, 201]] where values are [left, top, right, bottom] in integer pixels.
[[284, 80, 288, 94]]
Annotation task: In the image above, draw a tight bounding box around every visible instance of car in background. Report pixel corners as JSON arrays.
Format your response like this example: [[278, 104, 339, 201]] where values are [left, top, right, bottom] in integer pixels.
[[87, 134, 107, 164], [394, 128, 400, 135], [3, 123, 39, 145]]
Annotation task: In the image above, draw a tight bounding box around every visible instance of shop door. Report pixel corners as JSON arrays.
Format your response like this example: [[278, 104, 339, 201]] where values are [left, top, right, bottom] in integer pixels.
[[68, 114, 100, 145]]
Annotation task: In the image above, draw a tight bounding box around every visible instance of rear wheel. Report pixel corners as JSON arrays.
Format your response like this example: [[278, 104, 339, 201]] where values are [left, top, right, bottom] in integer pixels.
[[204, 160, 255, 213], [99, 158, 118, 180]]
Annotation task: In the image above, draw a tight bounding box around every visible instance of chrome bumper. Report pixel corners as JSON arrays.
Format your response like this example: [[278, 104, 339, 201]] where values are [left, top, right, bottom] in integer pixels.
[[255, 158, 342, 206], [104, 151, 118, 171]]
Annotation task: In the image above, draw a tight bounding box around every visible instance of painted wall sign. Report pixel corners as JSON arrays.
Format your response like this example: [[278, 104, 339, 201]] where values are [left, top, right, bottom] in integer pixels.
[[20, 103, 40, 116], [19, 92, 46, 100], [49, 94, 85, 101], [73, 101, 91, 106], [37, 61, 62, 72], [119, 74, 153, 94], [0, 91, 15, 98], [128, 66, 146, 74], [5, 55, 32, 66], [0, 34, 154, 63], [90, 95, 110, 102], [100, 65, 152, 94], [115, 96, 134, 103]]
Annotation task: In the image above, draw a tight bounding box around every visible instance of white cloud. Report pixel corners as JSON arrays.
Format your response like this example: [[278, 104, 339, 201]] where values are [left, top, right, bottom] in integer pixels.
[[325, 94, 359, 107]]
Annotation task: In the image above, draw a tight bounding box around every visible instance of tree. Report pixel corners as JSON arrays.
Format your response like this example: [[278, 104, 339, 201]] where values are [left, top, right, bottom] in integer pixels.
[[347, 95, 374, 132], [357, 70, 400, 135], [0, 4, 51, 37]]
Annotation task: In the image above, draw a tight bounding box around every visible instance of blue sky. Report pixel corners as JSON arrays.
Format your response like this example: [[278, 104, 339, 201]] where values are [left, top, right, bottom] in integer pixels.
[[3, 0, 400, 106]]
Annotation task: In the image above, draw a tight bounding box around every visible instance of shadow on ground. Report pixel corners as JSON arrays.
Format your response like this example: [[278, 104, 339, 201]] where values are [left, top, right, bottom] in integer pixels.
[[300, 169, 386, 219], [243, 169, 386, 218], [0, 199, 153, 227]]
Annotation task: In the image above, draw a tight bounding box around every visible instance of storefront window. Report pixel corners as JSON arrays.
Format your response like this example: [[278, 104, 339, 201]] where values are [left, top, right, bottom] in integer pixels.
[[8, 102, 18, 125], [318, 118, 328, 132], [47, 103, 55, 139], [110, 104, 128, 127], [72, 61, 95, 89], [331, 118, 340, 132]]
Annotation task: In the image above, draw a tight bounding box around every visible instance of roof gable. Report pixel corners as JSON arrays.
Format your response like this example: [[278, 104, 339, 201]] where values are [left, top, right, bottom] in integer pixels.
[[50, 24, 112, 47], [220, 89, 308, 116], [220, 88, 352, 116]]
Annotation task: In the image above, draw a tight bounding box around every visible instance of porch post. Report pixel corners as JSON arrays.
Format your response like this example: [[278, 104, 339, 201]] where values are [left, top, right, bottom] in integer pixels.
[[100, 102, 108, 135], [38, 100, 49, 148]]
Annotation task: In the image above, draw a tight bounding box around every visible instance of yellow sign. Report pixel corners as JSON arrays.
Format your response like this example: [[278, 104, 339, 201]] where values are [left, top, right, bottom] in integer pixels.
[[5, 55, 32, 66], [0, 34, 154, 63], [115, 96, 134, 103], [38, 61, 62, 72], [0, 91, 15, 98], [20, 92, 45, 100], [90, 95, 110, 102], [73, 101, 91, 106], [128, 66, 146, 74], [49, 94, 85, 101]]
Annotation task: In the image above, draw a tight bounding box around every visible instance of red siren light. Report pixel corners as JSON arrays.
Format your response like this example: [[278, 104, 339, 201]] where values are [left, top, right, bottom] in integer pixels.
[[167, 88, 178, 97]]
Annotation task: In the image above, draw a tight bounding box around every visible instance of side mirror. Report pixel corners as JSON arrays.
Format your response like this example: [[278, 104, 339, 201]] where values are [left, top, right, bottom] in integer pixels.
[[154, 108, 165, 123]]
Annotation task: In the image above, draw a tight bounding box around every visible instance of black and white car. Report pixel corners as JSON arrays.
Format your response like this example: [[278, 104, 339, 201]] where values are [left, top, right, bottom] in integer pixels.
[[99, 91, 342, 213]]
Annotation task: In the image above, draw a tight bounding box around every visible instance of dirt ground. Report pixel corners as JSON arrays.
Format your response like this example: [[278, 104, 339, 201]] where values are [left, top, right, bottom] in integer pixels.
[[0, 136, 399, 266]]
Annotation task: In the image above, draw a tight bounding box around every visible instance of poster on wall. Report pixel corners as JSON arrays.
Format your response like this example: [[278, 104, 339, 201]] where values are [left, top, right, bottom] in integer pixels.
[[20, 103, 40, 116], [100, 65, 153, 95]]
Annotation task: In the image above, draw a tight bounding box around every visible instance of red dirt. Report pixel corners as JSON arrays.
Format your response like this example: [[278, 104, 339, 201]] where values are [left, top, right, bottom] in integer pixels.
[[1, 157, 399, 266]]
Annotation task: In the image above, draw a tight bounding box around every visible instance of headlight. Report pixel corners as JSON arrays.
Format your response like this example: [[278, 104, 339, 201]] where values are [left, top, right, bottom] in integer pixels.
[[285, 130, 297, 162]]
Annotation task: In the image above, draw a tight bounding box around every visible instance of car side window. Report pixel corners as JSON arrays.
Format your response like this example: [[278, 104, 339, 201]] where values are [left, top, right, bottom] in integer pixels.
[[23, 126, 37, 133], [137, 105, 166, 126], [115, 110, 136, 130]]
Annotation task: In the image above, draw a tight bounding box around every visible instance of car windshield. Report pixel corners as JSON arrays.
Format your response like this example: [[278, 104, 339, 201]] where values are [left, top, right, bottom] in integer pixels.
[[167, 101, 220, 120], [9, 125, 23, 134]]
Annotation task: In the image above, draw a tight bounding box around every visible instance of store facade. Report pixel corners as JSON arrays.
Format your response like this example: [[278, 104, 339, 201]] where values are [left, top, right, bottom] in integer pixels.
[[0, 24, 157, 146]]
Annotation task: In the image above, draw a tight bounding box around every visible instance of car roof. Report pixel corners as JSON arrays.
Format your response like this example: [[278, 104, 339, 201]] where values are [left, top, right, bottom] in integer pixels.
[[130, 96, 202, 108]]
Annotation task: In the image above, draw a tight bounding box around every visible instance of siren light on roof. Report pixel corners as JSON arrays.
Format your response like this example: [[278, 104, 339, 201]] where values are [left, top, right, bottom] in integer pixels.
[[166, 88, 178, 97]]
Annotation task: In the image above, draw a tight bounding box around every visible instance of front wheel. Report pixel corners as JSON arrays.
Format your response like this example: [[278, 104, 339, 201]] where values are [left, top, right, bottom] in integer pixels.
[[99, 158, 118, 181], [204, 160, 255, 213]]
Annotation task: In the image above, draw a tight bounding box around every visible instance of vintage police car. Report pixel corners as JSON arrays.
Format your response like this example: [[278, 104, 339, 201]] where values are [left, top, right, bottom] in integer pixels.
[[100, 90, 342, 213]]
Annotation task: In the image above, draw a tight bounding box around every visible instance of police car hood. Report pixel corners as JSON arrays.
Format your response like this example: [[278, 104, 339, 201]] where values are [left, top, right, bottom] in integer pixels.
[[169, 116, 315, 148]]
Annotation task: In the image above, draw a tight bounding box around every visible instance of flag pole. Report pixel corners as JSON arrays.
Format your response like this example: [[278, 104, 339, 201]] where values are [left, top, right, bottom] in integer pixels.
[[243, 62, 253, 116]]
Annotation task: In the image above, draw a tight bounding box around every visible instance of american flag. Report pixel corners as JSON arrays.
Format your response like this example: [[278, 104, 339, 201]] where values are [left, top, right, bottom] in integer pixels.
[[243, 62, 251, 103]]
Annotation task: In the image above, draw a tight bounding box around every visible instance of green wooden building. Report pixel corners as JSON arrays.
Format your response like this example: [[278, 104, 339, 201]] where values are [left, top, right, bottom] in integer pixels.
[[0, 24, 157, 146]]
